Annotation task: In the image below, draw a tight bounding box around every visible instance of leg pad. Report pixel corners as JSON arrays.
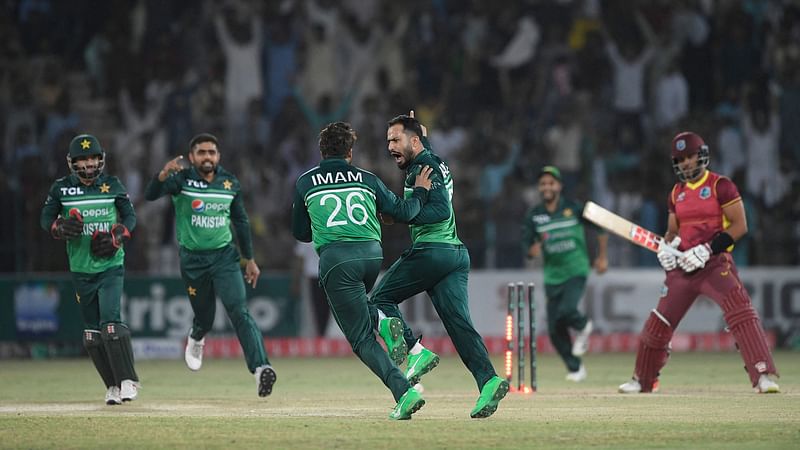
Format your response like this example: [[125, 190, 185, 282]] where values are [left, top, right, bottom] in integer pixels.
[[83, 330, 116, 388], [721, 287, 778, 386], [634, 311, 673, 392]]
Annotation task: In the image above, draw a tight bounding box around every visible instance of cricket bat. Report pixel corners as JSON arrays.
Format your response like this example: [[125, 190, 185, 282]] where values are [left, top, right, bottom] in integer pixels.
[[582, 201, 683, 257]]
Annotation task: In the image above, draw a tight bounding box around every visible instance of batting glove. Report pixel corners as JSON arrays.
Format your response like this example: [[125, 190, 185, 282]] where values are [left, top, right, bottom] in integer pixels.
[[51, 209, 84, 240], [657, 237, 681, 271], [679, 243, 711, 273]]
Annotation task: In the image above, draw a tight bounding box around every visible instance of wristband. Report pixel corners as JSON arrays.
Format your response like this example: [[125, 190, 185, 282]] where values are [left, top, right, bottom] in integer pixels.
[[709, 232, 734, 254]]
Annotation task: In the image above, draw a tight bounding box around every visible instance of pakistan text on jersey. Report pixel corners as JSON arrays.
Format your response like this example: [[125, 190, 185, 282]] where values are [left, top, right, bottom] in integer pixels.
[[191, 215, 227, 228], [545, 240, 577, 253], [83, 222, 111, 234], [311, 171, 363, 186]]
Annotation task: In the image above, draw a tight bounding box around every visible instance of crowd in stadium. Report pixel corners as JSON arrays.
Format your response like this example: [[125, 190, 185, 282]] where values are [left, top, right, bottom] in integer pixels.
[[2, 0, 798, 273]]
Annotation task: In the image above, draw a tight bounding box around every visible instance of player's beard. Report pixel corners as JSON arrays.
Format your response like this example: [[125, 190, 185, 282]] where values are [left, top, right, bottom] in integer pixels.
[[197, 161, 216, 174], [394, 143, 415, 170]]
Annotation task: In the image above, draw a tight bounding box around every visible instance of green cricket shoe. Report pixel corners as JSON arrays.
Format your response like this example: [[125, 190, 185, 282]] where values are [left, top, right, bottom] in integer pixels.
[[405, 348, 440, 385], [469, 376, 509, 419], [379, 317, 407, 365], [389, 386, 425, 420]]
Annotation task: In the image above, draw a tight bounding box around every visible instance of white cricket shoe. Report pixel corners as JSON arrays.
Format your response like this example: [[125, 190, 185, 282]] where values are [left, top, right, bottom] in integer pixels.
[[756, 374, 779, 393], [565, 364, 587, 382], [105, 386, 121, 405], [618, 378, 660, 393], [185, 333, 205, 371], [120, 379, 140, 402], [572, 320, 593, 356]]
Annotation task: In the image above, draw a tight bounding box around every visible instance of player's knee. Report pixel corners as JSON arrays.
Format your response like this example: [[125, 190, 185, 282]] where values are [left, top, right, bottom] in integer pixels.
[[721, 287, 758, 328], [83, 329, 102, 349], [641, 311, 672, 349]]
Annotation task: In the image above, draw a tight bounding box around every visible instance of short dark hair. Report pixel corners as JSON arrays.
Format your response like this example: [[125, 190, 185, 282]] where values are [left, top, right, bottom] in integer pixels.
[[189, 133, 219, 151], [319, 122, 356, 158], [387, 115, 424, 139]]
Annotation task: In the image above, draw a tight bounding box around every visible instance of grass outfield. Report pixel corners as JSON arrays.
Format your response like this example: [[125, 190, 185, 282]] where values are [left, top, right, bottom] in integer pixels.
[[0, 351, 797, 449]]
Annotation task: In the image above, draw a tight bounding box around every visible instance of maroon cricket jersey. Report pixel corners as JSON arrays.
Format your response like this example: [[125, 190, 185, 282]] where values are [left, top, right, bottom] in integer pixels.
[[668, 170, 741, 250]]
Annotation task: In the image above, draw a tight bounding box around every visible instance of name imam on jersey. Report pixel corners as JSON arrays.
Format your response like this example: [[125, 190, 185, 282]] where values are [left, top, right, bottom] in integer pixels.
[[311, 171, 363, 186]]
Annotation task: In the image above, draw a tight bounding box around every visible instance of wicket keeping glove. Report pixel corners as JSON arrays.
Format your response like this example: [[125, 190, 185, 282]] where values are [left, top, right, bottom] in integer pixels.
[[51, 209, 84, 240], [679, 243, 711, 273], [91, 224, 130, 258], [656, 237, 681, 271]]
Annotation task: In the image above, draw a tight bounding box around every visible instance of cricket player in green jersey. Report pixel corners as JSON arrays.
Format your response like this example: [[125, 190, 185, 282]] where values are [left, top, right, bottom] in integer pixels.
[[41, 134, 139, 405], [292, 121, 433, 420], [144, 133, 276, 397], [521, 165, 608, 382], [371, 113, 509, 419]]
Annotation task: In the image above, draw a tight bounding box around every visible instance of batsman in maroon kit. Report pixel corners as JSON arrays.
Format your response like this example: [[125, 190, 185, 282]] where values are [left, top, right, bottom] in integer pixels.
[[619, 131, 780, 394]]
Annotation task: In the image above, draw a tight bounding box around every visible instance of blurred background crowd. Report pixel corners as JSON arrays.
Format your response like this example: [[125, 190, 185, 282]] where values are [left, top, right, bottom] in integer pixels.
[[1, 0, 799, 274]]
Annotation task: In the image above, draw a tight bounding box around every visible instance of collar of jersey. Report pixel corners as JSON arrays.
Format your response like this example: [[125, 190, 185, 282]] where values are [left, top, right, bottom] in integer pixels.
[[685, 170, 709, 190], [408, 148, 430, 167], [320, 157, 349, 167]]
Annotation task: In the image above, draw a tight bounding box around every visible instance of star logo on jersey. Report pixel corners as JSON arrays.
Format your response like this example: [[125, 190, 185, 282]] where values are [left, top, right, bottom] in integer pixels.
[[223, 180, 232, 190], [188, 286, 197, 297], [563, 208, 573, 217], [100, 183, 110, 193], [80, 139, 91, 150], [699, 186, 711, 199]]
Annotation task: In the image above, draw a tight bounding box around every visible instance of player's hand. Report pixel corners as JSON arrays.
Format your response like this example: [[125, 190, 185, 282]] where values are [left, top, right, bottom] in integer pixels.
[[159, 155, 184, 180], [414, 165, 433, 190], [243, 259, 260, 288], [527, 243, 541, 258], [593, 255, 608, 274], [679, 243, 710, 272], [657, 237, 681, 271], [409, 110, 427, 137], [51, 209, 84, 240]]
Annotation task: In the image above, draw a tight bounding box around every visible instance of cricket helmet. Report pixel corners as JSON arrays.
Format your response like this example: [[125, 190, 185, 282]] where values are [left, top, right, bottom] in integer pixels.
[[67, 134, 105, 180], [671, 131, 709, 182]]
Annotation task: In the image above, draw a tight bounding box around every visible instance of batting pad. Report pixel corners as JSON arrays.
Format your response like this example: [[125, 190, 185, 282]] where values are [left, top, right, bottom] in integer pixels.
[[635, 312, 672, 392], [722, 287, 778, 386]]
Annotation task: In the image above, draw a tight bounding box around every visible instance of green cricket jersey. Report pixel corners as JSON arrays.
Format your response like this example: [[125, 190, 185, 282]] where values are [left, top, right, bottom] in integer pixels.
[[40, 173, 136, 273], [403, 137, 462, 245], [292, 157, 428, 252], [144, 166, 253, 258], [522, 197, 593, 285]]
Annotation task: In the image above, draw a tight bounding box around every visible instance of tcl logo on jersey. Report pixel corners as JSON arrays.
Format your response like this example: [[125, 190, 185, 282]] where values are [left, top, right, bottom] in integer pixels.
[[187, 180, 208, 188], [60, 187, 85, 195], [532, 214, 550, 224], [191, 199, 206, 212]]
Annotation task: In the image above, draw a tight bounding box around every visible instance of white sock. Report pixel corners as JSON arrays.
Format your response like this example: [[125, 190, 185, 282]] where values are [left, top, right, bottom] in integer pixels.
[[377, 309, 387, 328], [409, 342, 424, 355]]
